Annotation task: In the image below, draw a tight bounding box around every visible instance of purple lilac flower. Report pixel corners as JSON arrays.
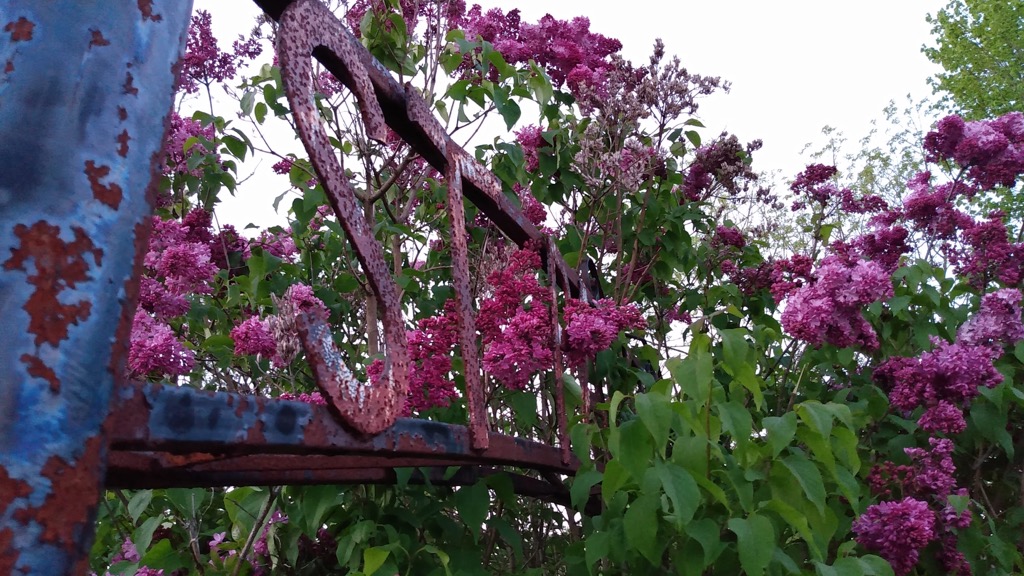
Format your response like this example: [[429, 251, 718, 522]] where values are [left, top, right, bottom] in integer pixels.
[[852, 497, 936, 575]]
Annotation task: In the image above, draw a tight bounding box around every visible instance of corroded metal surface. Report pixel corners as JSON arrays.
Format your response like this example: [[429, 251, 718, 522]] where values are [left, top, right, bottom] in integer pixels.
[[278, 0, 409, 435], [0, 1, 191, 573], [105, 382, 577, 476], [276, 0, 590, 448], [444, 148, 489, 450]]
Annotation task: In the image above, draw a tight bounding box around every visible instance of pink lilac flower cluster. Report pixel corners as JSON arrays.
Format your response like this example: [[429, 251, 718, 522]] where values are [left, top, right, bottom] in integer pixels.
[[460, 6, 621, 94], [405, 303, 461, 411], [924, 112, 1024, 191], [282, 283, 330, 321], [231, 317, 277, 358], [516, 184, 548, 228], [129, 210, 223, 379], [852, 497, 935, 575], [874, 338, 1003, 434], [90, 538, 164, 576], [952, 212, 1024, 287], [682, 135, 762, 202], [272, 156, 318, 188], [857, 438, 972, 575], [713, 226, 745, 250], [563, 298, 644, 367], [249, 511, 288, 576], [516, 126, 545, 172], [477, 247, 553, 389], [957, 288, 1024, 348], [162, 112, 217, 178], [279, 391, 327, 405], [780, 255, 893, 350], [664, 305, 693, 326], [129, 312, 196, 379], [253, 229, 299, 261], [177, 10, 262, 94], [789, 163, 887, 214]]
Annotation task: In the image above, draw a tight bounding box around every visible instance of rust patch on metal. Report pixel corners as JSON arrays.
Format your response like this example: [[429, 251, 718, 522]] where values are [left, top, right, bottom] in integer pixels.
[[122, 70, 138, 96], [85, 160, 123, 209], [4, 17, 34, 41], [296, 313, 404, 436], [279, 0, 408, 435], [0, 528, 17, 575], [88, 29, 110, 48], [3, 60, 12, 73], [117, 106, 128, 121], [137, 0, 163, 22], [19, 353, 60, 393], [116, 130, 131, 158], [0, 467, 31, 515], [444, 149, 488, 450], [3, 221, 101, 347], [12, 436, 104, 547]]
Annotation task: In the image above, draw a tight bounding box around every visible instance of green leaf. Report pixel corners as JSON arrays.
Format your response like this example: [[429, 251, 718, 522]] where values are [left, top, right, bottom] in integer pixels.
[[718, 400, 753, 457], [221, 134, 248, 160], [132, 514, 164, 557], [421, 544, 452, 575], [571, 469, 602, 510], [139, 538, 190, 572], [764, 498, 823, 561], [781, 453, 827, 514], [614, 419, 654, 481], [763, 413, 797, 458], [585, 531, 609, 573], [602, 459, 629, 504], [624, 494, 661, 563], [685, 518, 723, 568], [254, 101, 267, 124], [970, 400, 1013, 457], [655, 461, 700, 527], [127, 490, 153, 524], [728, 514, 775, 575], [720, 328, 749, 372], [455, 481, 489, 541], [497, 99, 521, 130], [636, 391, 672, 456], [797, 400, 834, 439], [363, 546, 390, 575], [240, 90, 255, 115]]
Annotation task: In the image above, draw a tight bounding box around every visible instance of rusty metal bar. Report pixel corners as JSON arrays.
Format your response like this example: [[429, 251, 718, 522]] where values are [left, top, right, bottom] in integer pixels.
[[0, 1, 191, 573], [260, 0, 582, 297], [106, 382, 578, 474], [445, 149, 489, 450], [279, 0, 410, 435]]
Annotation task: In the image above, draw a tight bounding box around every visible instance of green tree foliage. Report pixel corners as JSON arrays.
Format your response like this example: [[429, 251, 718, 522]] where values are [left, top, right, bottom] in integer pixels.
[[923, 0, 1024, 119]]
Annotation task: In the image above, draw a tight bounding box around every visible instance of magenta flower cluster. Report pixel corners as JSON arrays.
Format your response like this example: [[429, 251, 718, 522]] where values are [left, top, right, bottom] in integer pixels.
[[780, 255, 893, 350], [852, 497, 936, 575], [924, 112, 1024, 191], [406, 303, 461, 411], [177, 9, 262, 94], [231, 317, 277, 358], [563, 298, 644, 368], [279, 391, 327, 406], [129, 209, 224, 380], [460, 6, 621, 93], [477, 248, 553, 389], [162, 112, 217, 178], [857, 438, 973, 575]]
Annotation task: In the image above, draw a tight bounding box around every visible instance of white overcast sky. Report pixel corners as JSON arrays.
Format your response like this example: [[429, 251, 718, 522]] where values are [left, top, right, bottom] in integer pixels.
[[198, 0, 946, 230]]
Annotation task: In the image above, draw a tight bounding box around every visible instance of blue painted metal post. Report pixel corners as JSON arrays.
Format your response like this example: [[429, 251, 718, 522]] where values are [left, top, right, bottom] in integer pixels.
[[0, 1, 191, 573]]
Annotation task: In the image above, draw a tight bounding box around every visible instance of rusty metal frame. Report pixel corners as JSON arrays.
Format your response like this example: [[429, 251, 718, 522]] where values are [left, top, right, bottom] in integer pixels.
[[1, 0, 601, 572]]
